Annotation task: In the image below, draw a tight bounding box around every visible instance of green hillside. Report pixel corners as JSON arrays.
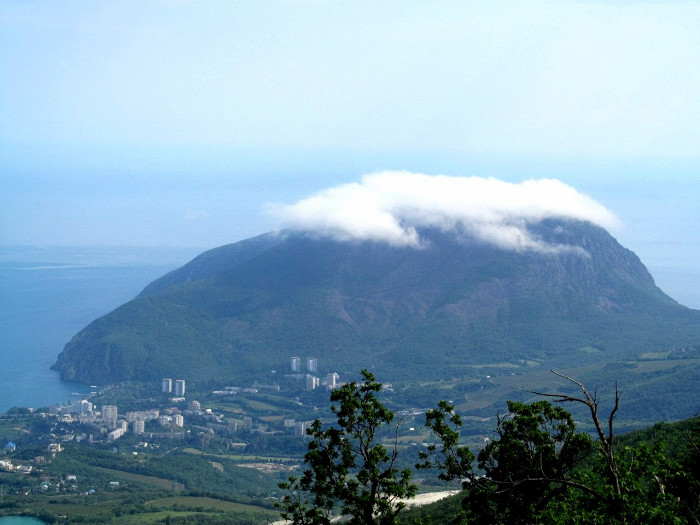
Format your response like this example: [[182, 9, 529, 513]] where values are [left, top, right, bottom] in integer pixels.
[[52, 221, 700, 389]]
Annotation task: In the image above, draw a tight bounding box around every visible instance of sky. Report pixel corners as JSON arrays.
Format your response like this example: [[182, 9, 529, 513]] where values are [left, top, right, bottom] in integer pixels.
[[1, 1, 699, 306]]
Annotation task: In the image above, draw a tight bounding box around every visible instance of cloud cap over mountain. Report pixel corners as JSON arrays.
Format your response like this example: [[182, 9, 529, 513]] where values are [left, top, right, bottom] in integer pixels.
[[268, 172, 619, 252]]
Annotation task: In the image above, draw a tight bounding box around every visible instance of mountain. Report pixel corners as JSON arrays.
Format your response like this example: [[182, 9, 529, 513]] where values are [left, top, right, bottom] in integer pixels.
[[52, 219, 700, 385]]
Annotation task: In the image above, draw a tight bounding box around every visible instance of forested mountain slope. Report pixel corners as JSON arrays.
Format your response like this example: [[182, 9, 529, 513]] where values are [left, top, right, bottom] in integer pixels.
[[52, 220, 700, 384]]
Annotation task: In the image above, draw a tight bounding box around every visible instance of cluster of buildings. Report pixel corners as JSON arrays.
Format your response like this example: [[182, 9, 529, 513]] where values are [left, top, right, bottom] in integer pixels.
[[0, 458, 34, 473], [290, 356, 317, 373], [45, 371, 322, 447], [1, 442, 64, 475], [59, 398, 94, 416], [10, 362, 352, 458], [161, 378, 186, 397], [289, 356, 342, 392], [103, 401, 197, 441], [283, 418, 316, 437], [49, 398, 191, 442]]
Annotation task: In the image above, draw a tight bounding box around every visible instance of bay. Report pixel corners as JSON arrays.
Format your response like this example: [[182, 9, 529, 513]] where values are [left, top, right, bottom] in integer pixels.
[[0, 246, 199, 414], [0, 518, 48, 524]]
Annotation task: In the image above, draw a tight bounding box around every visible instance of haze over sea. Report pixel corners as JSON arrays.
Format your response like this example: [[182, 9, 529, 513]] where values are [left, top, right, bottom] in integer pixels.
[[0, 246, 198, 414]]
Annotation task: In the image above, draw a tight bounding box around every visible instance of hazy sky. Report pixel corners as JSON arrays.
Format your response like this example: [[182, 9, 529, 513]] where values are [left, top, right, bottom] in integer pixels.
[[1, 1, 699, 305]]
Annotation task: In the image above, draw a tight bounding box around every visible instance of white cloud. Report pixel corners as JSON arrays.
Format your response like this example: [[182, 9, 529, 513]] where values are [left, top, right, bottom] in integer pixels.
[[267, 172, 619, 253]]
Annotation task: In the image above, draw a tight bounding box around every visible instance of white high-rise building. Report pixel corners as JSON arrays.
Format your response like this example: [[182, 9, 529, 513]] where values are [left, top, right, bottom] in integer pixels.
[[162, 378, 172, 393], [103, 405, 118, 424], [326, 372, 339, 388], [295, 420, 312, 437], [305, 375, 319, 391], [306, 357, 318, 373], [133, 419, 145, 434], [174, 414, 184, 427], [291, 356, 301, 372], [68, 399, 93, 415], [174, 379, 185, 397]]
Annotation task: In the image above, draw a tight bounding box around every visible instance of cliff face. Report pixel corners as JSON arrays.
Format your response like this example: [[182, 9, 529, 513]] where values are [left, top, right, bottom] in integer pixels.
[[52, 220, 699, 384]]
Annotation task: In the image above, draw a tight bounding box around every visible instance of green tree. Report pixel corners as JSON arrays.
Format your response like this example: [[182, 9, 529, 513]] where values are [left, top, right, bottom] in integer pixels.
[[420, 399, 593, 524], [476, 400, 593, 523], [533, 372, 698, 523], [422, 371, 699, 524], [417, 400, 475, 485], [278, 370, 416, 525]]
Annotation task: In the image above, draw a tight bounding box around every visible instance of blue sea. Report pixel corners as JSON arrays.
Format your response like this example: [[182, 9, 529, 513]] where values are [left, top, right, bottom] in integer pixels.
[[0, 518, 48, 524], [0, 246, 199, 414]]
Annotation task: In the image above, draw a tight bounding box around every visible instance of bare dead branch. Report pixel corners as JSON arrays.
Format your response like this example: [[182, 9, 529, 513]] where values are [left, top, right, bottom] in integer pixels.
[[488, 476, 599, 497], [530, 370, 622, 496]]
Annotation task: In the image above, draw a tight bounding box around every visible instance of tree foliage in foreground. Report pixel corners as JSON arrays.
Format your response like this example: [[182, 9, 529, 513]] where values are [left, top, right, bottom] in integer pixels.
[[418, 399, 594, 524], [277, 370, 417, 525], [280, 369, 698, 524], [419, 371, 700, 524]]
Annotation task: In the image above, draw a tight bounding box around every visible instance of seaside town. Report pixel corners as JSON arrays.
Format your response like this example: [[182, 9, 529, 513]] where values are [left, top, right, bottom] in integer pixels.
[[0, 356, 375, 480]]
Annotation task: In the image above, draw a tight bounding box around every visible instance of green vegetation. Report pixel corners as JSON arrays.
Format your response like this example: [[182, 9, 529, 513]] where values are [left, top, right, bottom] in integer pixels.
[[0, 442, 286, 524], [52, 223, 700, 392], [1, 366, 698, 524], [403, 415, 700, 524], [46, 223, 700, 459], [278, 370, 417, 525], [414, 372, 700, 524], [273, 368, 699, 524]]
